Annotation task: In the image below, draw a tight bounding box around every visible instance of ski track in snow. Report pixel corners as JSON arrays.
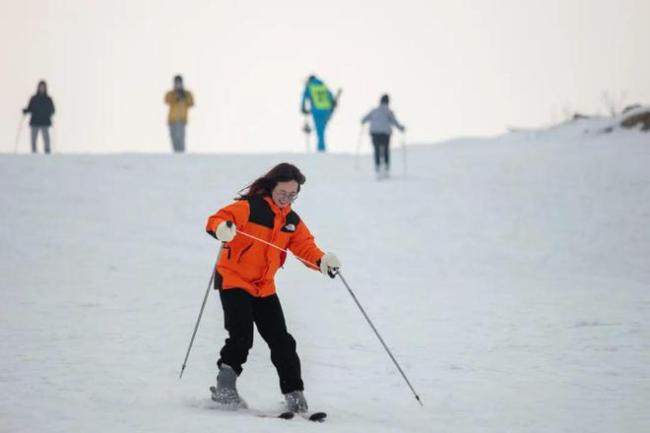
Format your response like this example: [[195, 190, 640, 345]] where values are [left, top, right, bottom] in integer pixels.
[[1, 123, 650, 432]]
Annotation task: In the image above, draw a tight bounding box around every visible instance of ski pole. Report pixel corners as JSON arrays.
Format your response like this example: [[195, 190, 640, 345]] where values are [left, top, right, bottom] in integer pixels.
[[302, 114, 312, 153], [354, 124, 364, 170], [400, 131, 408, 177], [335, 270, 423, 406], [14, 114, 26, 154], [179, 242, 225, 378], [236, 229, 319, 271]]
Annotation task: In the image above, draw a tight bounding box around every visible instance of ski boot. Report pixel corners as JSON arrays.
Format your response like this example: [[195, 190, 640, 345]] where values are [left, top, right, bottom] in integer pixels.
[[284, 390, 308, 413], [210, 364, 247, 409]]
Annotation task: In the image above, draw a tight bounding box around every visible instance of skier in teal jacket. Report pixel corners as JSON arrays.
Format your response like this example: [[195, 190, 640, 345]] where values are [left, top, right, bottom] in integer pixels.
[[301, 76, 336, 152]]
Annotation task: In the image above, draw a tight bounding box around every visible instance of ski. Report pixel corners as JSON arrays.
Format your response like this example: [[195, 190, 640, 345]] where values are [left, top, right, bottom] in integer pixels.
[[208, 385, 326, 422], [276, 411, 327, 422], [259, 410, 327, 422], [306, 411, 327, 422], [254, 411, 294, 419]]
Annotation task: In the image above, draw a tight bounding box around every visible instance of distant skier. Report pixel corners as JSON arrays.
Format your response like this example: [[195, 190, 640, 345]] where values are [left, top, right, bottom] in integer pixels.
[[22, 80, 55, 154], [205, 162, 341, 414], [164, 75, 194, 153], [301, 75, 338, 152], [361, 94, 405, 179]]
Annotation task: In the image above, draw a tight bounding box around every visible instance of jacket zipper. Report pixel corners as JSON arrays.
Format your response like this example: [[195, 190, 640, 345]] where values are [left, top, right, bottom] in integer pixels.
[[238, 243, 253, 262]]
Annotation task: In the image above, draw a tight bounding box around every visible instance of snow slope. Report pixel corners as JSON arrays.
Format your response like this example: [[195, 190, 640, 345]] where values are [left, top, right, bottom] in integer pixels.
[[1, 125, 649, 433]]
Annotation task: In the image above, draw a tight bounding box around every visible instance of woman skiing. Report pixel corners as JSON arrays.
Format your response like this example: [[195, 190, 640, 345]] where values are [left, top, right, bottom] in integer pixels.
[[205, 162, 341, 414]]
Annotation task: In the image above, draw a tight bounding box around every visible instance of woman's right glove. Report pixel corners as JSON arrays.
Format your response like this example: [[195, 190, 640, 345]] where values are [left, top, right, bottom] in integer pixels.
[[319, 253, 341, 278], [215, 221, 236, 242]]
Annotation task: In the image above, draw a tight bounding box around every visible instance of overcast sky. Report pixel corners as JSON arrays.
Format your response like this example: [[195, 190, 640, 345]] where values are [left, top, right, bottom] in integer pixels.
[[1, 0, 648, 153]]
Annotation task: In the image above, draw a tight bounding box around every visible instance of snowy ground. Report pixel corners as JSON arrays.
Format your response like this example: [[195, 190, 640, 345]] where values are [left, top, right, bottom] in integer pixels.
[[1, 122, 650, 433]]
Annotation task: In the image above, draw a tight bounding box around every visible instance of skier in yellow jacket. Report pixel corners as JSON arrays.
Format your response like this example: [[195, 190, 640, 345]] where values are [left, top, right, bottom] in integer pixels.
[[164, 75, 194, 153]]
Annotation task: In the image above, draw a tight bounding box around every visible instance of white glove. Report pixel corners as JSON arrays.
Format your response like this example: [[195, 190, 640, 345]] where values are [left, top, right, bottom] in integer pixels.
[[319, 253, 341, 278], [215, 221, 236, 242]]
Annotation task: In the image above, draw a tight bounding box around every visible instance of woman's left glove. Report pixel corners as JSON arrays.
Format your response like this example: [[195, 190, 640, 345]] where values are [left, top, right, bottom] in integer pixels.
[[319, 253, 341, 278]]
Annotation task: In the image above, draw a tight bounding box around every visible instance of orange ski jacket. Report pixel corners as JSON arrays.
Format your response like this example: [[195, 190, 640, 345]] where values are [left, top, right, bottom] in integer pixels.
[[206, 195, 324, 297]]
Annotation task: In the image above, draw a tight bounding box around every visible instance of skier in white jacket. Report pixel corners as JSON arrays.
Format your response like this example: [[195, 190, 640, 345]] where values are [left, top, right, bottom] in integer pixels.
[[361, 94, 405, 179]]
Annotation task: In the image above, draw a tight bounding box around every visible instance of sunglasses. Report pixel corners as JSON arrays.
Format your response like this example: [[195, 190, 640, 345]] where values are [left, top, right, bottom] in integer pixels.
[[275, 190, 299, 201]]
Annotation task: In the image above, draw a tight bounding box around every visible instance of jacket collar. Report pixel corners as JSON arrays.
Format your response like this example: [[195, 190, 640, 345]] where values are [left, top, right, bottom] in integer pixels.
[[263, 195, 291, 216]]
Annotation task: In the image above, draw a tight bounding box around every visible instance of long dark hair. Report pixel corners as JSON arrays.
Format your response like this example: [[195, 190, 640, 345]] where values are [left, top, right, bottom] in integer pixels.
[[36, 80, 48, 95], [237, 163, 306, 200]]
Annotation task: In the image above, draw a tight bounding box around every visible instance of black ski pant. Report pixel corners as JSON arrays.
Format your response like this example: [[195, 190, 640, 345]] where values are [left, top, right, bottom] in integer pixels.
[[217, 288, 304, 394], [30, 126, 51, 154], [371, 133, 391, 170]]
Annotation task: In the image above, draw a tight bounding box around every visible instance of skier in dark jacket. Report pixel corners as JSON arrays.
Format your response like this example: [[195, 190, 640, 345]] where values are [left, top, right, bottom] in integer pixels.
[[23, 81, 55, 154], [361, 94, 405, 179]]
